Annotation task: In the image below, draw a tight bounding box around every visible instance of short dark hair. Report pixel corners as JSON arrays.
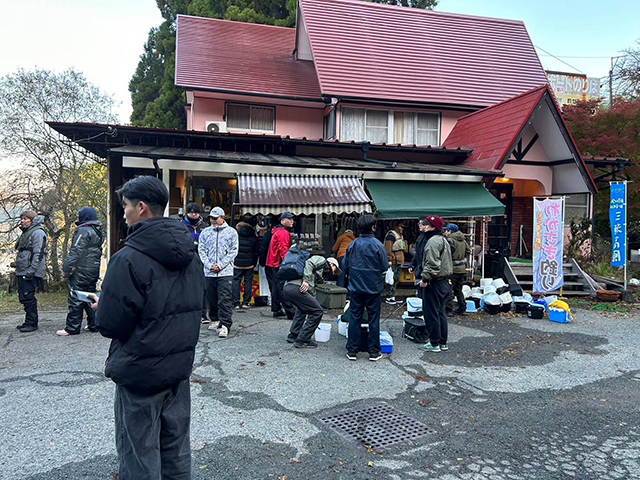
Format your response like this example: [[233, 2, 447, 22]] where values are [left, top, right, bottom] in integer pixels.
[[116, 176, 168, 217], [186, 202, 201, 214], [356, 214, 377, 235]]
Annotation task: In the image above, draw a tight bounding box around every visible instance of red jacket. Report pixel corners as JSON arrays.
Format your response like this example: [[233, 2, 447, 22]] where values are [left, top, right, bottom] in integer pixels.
[[266, 225, 291, 268]]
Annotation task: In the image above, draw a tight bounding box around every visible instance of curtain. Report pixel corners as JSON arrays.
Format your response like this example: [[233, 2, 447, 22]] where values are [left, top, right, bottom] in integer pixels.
[[227, 104, 250, 129], [251, 106, 275, 132], [416, 113, 439, 146], [342, 108, 365, 141], [365, 109, 388, 144]]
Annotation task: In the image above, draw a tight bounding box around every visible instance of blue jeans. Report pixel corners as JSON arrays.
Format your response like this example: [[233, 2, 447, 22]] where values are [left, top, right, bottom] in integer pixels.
[[346, 291, 381, 354]]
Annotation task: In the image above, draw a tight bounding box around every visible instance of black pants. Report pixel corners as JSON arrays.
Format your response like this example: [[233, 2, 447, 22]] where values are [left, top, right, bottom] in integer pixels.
[[17, 276, 39, 327], [65, 274, 98, 334], [447, 273, 466, 313], [206, 276, 233, 328], [346, 291, 381, 354], [284, 284, 324, 343], [421, 278, 452, 346], [233, 268, 254, 306], [114, 378, 191, 480], [266, 266, 294, 316]]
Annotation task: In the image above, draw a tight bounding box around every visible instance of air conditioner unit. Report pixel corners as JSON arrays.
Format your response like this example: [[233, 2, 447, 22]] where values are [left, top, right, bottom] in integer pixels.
[[205, 121, 227, 133]]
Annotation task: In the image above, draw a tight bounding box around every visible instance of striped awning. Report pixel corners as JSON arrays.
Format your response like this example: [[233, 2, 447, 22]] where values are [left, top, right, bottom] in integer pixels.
[[237, 173, 372, 215]]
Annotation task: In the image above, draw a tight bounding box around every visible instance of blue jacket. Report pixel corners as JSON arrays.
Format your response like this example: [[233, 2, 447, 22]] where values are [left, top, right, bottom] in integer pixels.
[[344, 234, 388, 294]]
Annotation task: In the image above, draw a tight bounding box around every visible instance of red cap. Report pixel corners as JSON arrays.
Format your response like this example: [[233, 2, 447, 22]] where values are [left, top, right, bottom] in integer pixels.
[[426, 215, 444, 231]]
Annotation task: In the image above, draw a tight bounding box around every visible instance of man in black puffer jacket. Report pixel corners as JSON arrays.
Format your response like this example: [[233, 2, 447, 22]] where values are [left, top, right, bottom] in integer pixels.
[[57, 207, 105, 336], [94, 176, 203, 480], [233, 217, 260, 308]]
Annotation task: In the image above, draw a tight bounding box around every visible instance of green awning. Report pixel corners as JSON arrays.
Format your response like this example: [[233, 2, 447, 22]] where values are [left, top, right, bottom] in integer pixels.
[[366, 180, 505, 219]]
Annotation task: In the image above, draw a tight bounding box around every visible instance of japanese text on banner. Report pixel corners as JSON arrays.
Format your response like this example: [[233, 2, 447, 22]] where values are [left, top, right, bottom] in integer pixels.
[[609, 183, 626, 267], [532, 198, 565, 293]]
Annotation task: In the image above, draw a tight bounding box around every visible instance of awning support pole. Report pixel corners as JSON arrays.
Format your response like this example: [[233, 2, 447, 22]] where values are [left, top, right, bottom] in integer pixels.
[[482, 216, 486, 279]]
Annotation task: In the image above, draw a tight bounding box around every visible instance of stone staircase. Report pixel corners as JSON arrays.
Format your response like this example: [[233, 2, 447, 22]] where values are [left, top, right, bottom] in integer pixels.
[[507, 259, 595, 297]]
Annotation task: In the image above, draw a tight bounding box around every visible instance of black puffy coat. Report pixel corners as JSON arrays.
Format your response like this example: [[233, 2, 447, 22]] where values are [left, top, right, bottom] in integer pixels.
[[63, 220, 105, 287], [96, 217, 204, 394], [234, 222, 260, 269]]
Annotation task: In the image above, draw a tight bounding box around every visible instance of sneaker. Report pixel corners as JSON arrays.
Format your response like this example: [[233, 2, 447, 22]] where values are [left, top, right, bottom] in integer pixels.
[[16, 323, 27, 330], [440, 344, 449, 351], [208, 321, 220, 331], [446, 311, 455, 317], [19, 325, 38, 333], [234, 305, 241, 310], [241, 304, 251, 309], [369, 353, 383, 362], [419, 343, 441, 352], [455, 310, 467, 316], [286, 334, 298, 344], [85, 325, 99, 332], [286, 312, 295, 320], [218, 326, 229, 338], [201, 317, 211, 324], [346, 352, 358, 361], [294, 340, 318, 348], [385, 297, 397, 305], [273, 311, 286, 318], [56, 329, 70, 336]]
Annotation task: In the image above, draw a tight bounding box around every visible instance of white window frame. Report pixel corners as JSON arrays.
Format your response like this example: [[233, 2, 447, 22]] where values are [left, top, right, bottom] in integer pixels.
[[340, 107, 440, 146], [226, 103, 276, 133], [564, 193, 590, 226]]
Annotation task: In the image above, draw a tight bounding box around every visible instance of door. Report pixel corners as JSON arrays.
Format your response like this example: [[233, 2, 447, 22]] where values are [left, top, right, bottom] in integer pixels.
[[488, 184, 513, 257]]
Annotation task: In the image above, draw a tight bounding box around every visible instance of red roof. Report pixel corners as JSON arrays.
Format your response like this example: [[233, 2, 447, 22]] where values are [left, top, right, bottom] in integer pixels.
[[443, 85, 547, 171], [300, 0, 548, 107], [175, 16, 322, 100]]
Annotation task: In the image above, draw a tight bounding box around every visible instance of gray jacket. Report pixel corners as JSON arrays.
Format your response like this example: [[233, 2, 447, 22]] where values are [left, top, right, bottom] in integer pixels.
[[198, 222, 239, 277], [421, 234, 453, 282], [15, 216, 48, 279]]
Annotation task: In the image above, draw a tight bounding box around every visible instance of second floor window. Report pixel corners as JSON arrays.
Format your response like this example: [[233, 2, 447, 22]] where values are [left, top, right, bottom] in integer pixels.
[[341, 107, 440, 146], [227, 104, 275, 132]]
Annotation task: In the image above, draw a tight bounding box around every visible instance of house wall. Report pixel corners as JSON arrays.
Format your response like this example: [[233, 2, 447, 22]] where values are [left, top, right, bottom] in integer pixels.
[[189, 96, 324, 138]]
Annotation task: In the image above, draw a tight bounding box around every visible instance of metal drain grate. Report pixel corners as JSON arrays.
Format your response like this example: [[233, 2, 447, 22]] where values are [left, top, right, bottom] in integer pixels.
[[320, 403, 436, 450]]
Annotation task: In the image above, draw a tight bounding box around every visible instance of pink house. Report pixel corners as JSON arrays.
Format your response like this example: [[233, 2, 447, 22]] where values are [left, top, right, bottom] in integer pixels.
[[51, 0, 596, 294]]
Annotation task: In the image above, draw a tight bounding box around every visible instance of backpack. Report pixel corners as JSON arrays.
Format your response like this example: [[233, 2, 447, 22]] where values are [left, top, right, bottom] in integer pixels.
[[277, 245, 310, 280]]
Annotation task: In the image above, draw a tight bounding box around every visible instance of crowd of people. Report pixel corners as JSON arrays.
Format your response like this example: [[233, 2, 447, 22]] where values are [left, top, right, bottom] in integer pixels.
[[10, 175, 472, 479]]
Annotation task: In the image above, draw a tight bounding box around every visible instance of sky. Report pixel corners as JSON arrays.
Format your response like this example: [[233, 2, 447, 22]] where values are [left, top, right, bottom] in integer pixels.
[[0, 0, 638, 126]]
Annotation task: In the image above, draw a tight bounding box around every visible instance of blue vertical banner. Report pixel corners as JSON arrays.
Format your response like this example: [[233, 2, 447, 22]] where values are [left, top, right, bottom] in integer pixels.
[[532, 197, 565, 293], [609, 182, 627, 267]]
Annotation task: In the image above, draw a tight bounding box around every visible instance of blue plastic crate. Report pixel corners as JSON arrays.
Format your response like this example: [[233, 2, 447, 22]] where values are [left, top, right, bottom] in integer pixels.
[[380, 331, 393, 354]]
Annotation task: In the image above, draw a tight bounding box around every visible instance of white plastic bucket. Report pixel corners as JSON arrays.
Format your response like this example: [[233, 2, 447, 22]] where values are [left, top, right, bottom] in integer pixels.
[[483, 285, 497, 294], [337, 318, 347, 336], [315, 323, 332, 342], [480, 278, 493, 288]]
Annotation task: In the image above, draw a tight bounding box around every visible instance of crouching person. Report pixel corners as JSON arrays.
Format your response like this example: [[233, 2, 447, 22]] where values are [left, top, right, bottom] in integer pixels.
[[284, 254, 341, 348], [95, 176, 204, 480]]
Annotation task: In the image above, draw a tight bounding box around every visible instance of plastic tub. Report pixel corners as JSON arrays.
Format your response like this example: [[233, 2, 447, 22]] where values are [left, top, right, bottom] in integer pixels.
[[491, 278, 507, 289], [466, 300, 478, 312], [527, 305, 545, 319], [314, 323, 332, 342], [480, 278, 493, 288], [380, 331, 393, 354], [549, 307, 570, 323], [499, 302, 512, 313], [484, 304, 500, 315], [483, 285, 497, 294], [514, 301, 529, 314]]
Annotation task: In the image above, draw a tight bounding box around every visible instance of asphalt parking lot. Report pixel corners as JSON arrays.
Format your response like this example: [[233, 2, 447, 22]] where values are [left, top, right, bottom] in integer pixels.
[[1, 304, 640, 480]]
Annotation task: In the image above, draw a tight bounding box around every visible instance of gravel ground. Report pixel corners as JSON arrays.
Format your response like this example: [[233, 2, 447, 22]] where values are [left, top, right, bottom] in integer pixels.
[[1, 302, 639, 480]]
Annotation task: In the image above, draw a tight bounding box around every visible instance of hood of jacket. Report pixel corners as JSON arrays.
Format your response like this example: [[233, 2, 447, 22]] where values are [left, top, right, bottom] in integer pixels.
[[450, 231, 465, 243], [77, 207, 98, 224], [125, 217, 195, 271], [236, 221, 255, 238]]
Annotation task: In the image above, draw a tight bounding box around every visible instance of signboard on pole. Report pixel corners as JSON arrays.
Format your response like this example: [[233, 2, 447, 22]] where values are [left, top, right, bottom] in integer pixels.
[[609, 182, 627, 268], [533, 197, 565, 293]]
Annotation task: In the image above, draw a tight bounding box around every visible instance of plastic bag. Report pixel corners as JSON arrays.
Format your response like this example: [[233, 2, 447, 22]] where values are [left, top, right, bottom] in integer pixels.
[[385, 267, 395, 285]]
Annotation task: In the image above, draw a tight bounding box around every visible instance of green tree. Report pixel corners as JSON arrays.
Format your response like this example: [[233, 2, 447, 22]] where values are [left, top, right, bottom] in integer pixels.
[[129, 0, 297, 129], [0, 68, 116, 281]]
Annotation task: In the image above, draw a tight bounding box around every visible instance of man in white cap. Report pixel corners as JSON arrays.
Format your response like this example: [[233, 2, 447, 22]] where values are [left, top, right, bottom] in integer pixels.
[[198, 207, 238, 338]]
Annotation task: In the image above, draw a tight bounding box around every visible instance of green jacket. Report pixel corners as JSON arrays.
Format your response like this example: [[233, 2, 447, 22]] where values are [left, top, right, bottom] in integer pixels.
[[421, 234, 453, 281], [285, 255, 327, 296], [447, 231, 471, 274]]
